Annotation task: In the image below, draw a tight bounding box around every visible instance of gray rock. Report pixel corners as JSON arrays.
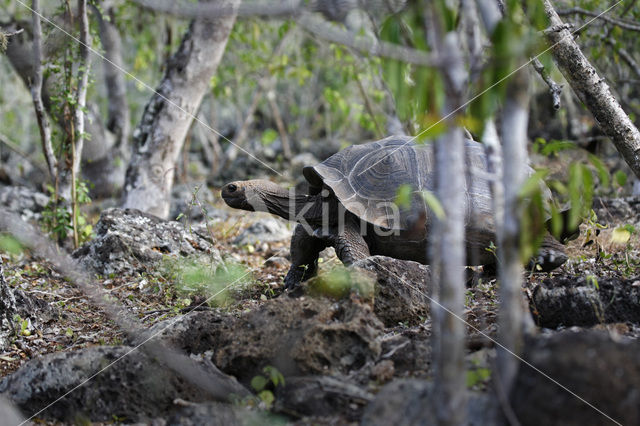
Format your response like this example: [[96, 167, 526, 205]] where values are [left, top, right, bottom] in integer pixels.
[[0, 185, 49, 221], [290, 153, 319, 177], [274, 376, 373, 421], [352, 256, 431, 327], [361, 379, 499, 426], [73, 208, 224, 276], [529, 275, 640, 328], [147, 297, 384, 385], [0, 346, 212, 422], [511, 330, 640, 426], [233, 217, 291, 245], [166, 402, 271, 426], [0, 396, 24, 424]]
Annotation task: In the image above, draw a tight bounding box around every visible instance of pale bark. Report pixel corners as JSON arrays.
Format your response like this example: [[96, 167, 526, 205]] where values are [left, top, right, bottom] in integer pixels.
[[425, 6, 468, 422], [3, 16, 123, 197], [496, 69, 530, 397], [543, 0, 640, 179], [93, 1, 130, 150], [30, 0, 56, 179], [122, 0, 239, 218], [532, 57, 562, 110]]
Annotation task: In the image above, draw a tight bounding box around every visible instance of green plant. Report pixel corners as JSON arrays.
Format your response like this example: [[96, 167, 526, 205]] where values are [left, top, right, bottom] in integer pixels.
[[250, 366, 285, 409]]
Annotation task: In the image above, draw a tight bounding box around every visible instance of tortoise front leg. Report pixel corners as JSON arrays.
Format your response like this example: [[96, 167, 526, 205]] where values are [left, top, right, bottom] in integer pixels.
[[284, 224, 327, 290], [329, 219, 371, 265]]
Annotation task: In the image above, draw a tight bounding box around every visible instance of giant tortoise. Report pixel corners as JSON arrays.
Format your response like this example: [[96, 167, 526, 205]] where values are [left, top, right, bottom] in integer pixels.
[[221, 135, 567, 288]]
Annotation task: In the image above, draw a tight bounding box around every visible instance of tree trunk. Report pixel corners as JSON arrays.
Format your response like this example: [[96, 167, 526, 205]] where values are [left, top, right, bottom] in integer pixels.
[[122, 0, 239, 218], [3, 16, 123, 198], [496, 69, 530, 397], [425, 6, 468, 421], [543, 0, 640, 179]]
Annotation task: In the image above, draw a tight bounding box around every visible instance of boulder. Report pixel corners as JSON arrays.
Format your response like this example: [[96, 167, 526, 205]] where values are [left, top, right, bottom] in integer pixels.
[[73, 208, 224, 276], [274, 376, 373, 421], [353, 256, 432, 327], [0, 185, 49, 222], [361, 379, 498, 426], [511, 330, 640, 426], [233, 217, 291, 245], [146, 297, 384, 385], [0, 346, 221, 422], [529, 275, 640, 328]]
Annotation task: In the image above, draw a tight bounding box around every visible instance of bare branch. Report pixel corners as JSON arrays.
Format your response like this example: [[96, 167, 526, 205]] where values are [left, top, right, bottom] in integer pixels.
[[556, 7, 640, 32], [30, 0, 57, 178], [604, 37, 640, 79], [531, 57, 563, 110], [128, 0, 438, 67]]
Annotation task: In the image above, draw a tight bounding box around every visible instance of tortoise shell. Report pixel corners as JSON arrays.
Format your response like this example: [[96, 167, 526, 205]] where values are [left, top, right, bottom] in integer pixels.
[[302, 135, 495, 231]]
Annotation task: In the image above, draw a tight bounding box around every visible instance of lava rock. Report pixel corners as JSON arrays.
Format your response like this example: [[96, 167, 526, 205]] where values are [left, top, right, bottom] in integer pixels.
[[147, 297, 384, 385], [0, 346, 216, 422], [361, 379, 498, 426], [233, 217, 292, 245], [274, 376, 373, 421], [0, 185, 49, 222], [352, 256, 432, 327], [511, 330, 640, 426], [165, 402, 267, 426], [73, 208, 224, 276], [529, 275, 640, 328]]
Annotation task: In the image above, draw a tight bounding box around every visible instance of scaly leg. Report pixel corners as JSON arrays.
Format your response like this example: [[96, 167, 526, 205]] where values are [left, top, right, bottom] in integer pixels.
[[284, 224, 327, 290]]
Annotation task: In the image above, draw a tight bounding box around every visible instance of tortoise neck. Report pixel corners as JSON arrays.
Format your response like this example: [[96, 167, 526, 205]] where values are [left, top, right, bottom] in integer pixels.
[[251, 183, 323, 223]]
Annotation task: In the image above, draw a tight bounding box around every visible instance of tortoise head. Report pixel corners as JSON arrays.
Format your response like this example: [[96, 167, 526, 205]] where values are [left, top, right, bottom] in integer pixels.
[[222, 181, 254, 211], [221, 179, 293, 213]]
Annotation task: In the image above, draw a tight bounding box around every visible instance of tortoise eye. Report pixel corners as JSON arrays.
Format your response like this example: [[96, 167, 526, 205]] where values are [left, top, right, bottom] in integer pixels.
[[227, 183, 237, 193]]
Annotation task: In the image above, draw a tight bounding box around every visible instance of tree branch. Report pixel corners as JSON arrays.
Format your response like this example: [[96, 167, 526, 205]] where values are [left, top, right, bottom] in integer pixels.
[[556, 7, 640, 32], [604, 37, 640, 79], [543, 0, 640, 179], [30, 0, 57, 178], [531, 57, 563, 110], [128, 0, 438, 67]]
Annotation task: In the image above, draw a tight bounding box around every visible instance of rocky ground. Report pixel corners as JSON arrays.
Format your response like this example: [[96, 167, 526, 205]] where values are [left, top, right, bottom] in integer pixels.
[[0, 183, 638, 425]]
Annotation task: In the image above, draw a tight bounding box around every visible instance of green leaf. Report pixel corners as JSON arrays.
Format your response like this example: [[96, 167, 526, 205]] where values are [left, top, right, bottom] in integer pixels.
[[0, 235, 23, 255], [587, 154, 609, 188], [466, 368, 491, 387], [395, 184, 412, 209], [251, 375, 269, 392], [421, 190, 445, 220], [261, 128, 278, 146], [613, 170, 627, 187]]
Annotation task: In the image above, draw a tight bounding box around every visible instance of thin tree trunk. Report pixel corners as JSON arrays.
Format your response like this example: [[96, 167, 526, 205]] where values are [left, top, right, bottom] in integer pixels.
[[30, 0, 56, 179], [69, 0, 91, 248], [543, 0, 640, 179], [496, 69, 530, 398], [122, 0, 239, 218], [94, 1, 130, 151], [425, 4, 469, 422]]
